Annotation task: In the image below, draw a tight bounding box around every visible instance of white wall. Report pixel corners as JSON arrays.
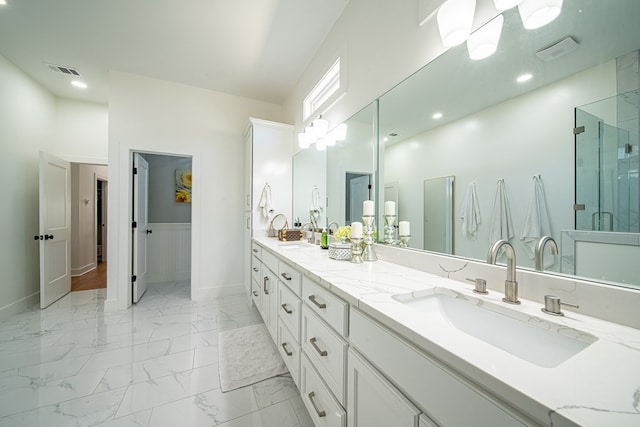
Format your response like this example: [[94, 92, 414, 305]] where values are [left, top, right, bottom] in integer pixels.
[[283, 0, 501, 133], [71, 163, 108, 276], [385, 61, 617, 270], [54, 98, 109, 164], [106, 71, 283, 310], [145, 154, 192, 224], [0, 54, 56, 318]]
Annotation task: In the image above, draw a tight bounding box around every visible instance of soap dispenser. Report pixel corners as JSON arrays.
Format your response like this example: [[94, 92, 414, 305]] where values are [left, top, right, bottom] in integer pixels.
[[320, 228, 328, 249]]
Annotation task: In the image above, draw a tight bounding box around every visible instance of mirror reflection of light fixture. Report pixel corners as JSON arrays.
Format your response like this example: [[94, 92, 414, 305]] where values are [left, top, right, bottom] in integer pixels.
[[298, 116, 347, 150], [493, 0, 523, 10], [518, 0, 563, 29], [467, 14, 504, 60], [437, 0, 476, 48]]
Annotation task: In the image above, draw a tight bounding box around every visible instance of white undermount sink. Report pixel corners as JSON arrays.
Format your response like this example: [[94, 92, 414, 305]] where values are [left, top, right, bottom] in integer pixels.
[[277, 241, 314, 250], [392, 288, 597, 368]]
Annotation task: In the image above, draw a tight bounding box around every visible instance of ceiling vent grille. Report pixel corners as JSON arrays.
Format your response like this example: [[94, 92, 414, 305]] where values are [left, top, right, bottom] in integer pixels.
[[46, 63, 82, 77]]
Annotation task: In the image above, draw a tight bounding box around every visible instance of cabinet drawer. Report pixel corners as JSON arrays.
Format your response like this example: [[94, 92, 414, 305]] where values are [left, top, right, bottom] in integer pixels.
[[278, 281, 301, 342], [277, 319, 300, 386], [251, 242, 262, 258], [348, 348, 421, 427], [278, 260, 302, 296], [302, 305, 347, 405], [349, 308, 527, 427], [300, 353, 346, 427], [262, 249, 278, 274], [302, 277, 348, 337], [251, 256, 261, 284]]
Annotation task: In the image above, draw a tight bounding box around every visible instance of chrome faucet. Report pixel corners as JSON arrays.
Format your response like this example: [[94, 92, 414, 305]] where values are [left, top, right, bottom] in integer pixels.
[[301, 222, 316, 244], [487, 240, 520, 305], [534, 236, 558, 272]]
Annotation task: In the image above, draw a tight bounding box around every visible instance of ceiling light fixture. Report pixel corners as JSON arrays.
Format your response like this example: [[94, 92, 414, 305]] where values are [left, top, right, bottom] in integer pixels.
[[518, 0, 563, 30], [436, 0, 476, 48], [493, 0, 523, 10], [516, 73, 533, 83], [71, 80, 88, 89], [432, 112, 443, 119], [0, 0, 7, 6], [467, 14, 504, 60], [298, 116, 347, 151]]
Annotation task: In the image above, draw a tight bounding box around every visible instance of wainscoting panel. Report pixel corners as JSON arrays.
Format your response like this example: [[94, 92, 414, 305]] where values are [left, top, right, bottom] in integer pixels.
[[147, 223, 191, 284]]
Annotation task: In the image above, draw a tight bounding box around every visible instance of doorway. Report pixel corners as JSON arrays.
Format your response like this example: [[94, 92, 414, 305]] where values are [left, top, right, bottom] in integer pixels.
[[346, 172, 372, 223], [71, 163, 108, 292], [131, 152, 193, 304]]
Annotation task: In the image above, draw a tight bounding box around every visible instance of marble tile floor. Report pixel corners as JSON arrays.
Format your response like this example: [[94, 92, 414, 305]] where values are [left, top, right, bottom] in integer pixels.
[[0, 282, 314, 427]]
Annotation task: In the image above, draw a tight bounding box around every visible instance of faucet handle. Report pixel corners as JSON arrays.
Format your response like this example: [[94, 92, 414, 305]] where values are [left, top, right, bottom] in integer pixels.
[[541, 295, 579, 316], [466, 278, 488, 295]]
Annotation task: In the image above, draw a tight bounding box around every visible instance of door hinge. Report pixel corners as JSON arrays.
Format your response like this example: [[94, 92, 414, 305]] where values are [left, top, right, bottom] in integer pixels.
[[132, 221, 137, 228], [133, 167, 138, 175], [367, 184, 372, 190], [573, 126, 585, 135], [131, 275, 137, 282]]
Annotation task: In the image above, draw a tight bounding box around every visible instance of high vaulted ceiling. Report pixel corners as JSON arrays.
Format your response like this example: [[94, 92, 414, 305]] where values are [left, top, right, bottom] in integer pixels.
[[0, 0, 349, 105]]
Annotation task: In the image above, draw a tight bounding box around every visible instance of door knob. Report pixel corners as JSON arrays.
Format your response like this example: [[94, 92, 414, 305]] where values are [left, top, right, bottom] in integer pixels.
[[146, 229, 153, 234], [34, 235, 43, 240], [44, 234, 54, 240]]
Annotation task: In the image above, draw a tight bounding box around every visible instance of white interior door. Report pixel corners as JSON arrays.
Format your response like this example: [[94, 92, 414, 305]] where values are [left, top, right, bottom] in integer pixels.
[[38, 151, 71, 308], [132, 154, 149, 303]]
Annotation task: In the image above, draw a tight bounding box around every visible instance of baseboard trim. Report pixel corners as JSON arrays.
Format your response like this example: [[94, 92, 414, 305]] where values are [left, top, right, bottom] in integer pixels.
[[72, 263, 96, 277], [0, 292, 39, 321], [192, 283, 244, 301]]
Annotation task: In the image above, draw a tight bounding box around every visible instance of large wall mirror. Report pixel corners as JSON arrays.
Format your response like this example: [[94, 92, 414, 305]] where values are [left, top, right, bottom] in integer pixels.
[[293, 146, 327, 228], [326, 102, 377, 228], [378, 0, 639, 290]]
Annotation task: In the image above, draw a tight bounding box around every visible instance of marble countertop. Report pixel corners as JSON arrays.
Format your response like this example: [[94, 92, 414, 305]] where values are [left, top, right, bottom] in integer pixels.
[[254, 237, 640, 427]]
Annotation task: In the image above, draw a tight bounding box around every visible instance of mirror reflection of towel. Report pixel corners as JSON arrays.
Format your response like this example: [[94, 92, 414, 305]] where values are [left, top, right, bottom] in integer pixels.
[[521, 176, 553, 264], [488, 179, 514, 244], [460, 182, 481, 239]]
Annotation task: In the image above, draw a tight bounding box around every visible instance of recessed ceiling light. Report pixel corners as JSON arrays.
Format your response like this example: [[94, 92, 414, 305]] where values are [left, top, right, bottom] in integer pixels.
[[383, 137, 389, 142], [71, 80, 88, 89], [0, 0, 7, 6], [432, 112, 443, 119], [516, 73, 533, 83]]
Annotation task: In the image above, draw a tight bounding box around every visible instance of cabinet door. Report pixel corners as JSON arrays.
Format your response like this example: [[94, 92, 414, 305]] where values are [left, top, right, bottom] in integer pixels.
[[263, 269, 278, 341], [251, 278, 262, 313], [347, 349, 421, 427]]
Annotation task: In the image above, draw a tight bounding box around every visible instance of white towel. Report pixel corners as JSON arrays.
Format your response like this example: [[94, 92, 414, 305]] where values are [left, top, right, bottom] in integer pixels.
[[488, 179, 514, 244], [520, 176, 553, 264], [459, 182, 481, 239], [258, 183, 272, 219], [311, 185, 322, 212]]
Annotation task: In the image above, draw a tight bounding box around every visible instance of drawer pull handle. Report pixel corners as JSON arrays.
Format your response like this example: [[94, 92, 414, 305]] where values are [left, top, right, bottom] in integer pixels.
[[253, 267, 259, 272], [281, 304, 293, 314], [252, 291, 259, 297], [252, 248, 259, 253], [308, 392, 326, 418], [281, 272, 292, 281], [310, 337, 328, 357], [281, 342, 293, 356], [308, 295, 326, 309], [263, 276, 269, 295]]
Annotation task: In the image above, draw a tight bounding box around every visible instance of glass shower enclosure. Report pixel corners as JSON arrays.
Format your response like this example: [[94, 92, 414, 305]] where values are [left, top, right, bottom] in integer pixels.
[[575, 89, 639, 232]]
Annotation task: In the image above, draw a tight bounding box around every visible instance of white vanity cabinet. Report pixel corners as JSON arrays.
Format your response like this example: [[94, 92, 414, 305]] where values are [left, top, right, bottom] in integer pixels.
[[347, 348, 422, 427], [275, 259, 304, 386], [349, 307, 531, 427]]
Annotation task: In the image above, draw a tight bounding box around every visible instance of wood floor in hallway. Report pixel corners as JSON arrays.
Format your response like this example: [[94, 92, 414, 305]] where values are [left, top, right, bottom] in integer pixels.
[[71, 262, 106, 291]]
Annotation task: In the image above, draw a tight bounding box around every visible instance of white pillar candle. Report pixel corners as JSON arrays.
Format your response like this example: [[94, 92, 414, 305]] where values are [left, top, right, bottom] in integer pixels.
[[385, 201, 395, 216], [363, 200, 374, 216], [351, 222, 363, 239], [399, 221, 410, 236]]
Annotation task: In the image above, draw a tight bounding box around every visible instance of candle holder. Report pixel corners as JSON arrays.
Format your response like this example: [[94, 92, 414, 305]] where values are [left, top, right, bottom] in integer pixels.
[[398, 234, 411, 248], [384, 215, 396, 245], [350, 238, 364, 263], [361, 215, 377, 262]]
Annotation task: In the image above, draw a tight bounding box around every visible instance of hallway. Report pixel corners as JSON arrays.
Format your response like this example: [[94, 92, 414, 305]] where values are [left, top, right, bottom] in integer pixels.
[[71, 262, 106, 292]]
